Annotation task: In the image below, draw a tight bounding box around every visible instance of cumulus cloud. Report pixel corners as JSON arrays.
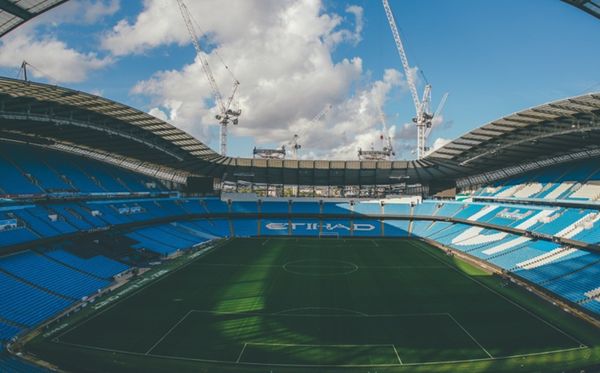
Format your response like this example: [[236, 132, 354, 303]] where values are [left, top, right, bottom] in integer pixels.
[[106, 0, 418, 159], [430, 137, 451, 152], [89, 88, 105, 97], [148, 107, 169, 121], [291, 68, 408, 159], [324, 5, 364, 48], [45, 0, 120, 25], [101, 0, 284, 56], [0, 33, 111, 83], [0, 0, 117, 84]]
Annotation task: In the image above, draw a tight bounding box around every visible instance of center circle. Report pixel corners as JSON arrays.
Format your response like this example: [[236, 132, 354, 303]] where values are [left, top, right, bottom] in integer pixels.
[[282, 259, 358, 276]]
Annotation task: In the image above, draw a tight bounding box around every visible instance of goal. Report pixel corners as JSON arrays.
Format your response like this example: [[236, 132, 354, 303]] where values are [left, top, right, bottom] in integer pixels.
[[318, 232, 340, 239]]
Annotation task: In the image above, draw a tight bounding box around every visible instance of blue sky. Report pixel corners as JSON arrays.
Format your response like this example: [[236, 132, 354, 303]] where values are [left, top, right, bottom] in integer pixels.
[[342, 0, 600, 142], [0, 0, 598, 159]]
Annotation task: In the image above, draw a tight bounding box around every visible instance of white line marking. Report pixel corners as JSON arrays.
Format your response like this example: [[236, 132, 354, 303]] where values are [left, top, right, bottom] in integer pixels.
[[401, 346, 590, 367], [189, 309, 448, 318], [236, 343, 247, 363], [51, 239, 589, 369], [273, 307, 368, 316], [54, 244, 221, 341], [145, 310, 192, 355], [415, 242, 587, 348], [54, 340, 588, 368], [261, 238, 270, 246], [246, 342, 392, 347], [372, 240, 379, 247], [493, 346, 587, 360], [392, 344, 403, 365], [446, 313, 493, 358], [195, 263, 446, 269]]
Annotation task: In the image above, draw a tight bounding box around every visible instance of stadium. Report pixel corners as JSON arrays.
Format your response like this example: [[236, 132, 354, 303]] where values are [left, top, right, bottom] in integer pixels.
[[0, 0, 599, 372]]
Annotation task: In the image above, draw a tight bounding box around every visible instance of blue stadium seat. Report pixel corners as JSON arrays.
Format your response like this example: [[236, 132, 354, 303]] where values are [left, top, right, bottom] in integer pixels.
[[260, 201, 289, 214], [0, 251, 109, 300], [45, 249, 129, 279], [0, 272, 72, 327], [290, 201, 320, 214]]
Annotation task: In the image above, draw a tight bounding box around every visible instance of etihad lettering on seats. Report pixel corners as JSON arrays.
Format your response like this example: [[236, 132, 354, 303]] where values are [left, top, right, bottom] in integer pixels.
[[265, 222, 375, 231]]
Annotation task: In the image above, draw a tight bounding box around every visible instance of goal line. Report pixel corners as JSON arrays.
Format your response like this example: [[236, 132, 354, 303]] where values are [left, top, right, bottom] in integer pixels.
[[237, 342, 403, 365]]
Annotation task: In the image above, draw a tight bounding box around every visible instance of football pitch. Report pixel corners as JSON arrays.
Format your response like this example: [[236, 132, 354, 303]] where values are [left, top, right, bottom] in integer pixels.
[[30, 238, 600, 372]]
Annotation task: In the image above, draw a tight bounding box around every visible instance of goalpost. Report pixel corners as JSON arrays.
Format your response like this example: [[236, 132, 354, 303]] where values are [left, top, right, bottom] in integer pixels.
[[318, 232, 340, 239]]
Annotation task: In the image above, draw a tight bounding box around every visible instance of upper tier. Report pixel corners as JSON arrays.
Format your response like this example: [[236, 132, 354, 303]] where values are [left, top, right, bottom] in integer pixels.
[[474, 157, 600, 203], [0, 141, 167, 197]]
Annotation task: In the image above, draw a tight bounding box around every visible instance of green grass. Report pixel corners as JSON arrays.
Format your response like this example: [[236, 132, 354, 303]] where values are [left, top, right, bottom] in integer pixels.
[[27, 238, 600, 372]]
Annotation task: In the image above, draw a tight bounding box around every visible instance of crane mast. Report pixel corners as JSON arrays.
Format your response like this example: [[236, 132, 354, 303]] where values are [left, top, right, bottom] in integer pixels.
[[382, 0, 433, 160], [358, 104, 395, 161], [425, 92, 448, 138], [378, 105, 395, 157], [288, 103, 332, 159], [290, 134, 301, 160], [176, 0, 240, 156]]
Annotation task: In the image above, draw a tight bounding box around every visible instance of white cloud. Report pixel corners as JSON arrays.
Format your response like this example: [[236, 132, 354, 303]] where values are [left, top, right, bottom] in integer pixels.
[[110, 0, 416, 159], [46, 0, 120, 25], [291, 68, 409, 159], [101, 0, 283, 56], [431, 137, 451, 151], [90, 88, 105, 97], [0, 33, 111, 83], [0, 1, 118, 84], [323, 5, 364, 48], [148, 107, 169, 121]]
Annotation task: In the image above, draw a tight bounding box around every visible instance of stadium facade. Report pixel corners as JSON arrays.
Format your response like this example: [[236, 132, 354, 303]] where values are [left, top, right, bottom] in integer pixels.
[[1, 77, 599, 196], [1, 0, 600, 370], [0, 75, 599, 371]]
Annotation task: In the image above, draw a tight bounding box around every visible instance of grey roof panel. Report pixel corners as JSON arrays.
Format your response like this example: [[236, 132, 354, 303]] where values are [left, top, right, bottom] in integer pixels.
[[1, 76, 599, 187], [1, 1, 69, 37]]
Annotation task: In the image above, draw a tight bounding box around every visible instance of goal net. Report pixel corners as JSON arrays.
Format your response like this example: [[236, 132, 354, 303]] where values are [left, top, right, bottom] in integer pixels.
[[318, 232, 340, 239]]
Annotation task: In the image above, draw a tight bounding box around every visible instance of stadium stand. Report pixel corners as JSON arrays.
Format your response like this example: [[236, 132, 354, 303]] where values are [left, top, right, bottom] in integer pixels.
[[260, 201, 289, 214], [290, 201, 321, 214], [202, 198, 230, 214], [0, 77, 599, 371], [231, 201, 259, 214], [382, 220, 410, 236], [232, 219, 259, 237], [0, 251, 109, 300], [261, 219, 290, 236], [44, 248, 129, 279], [322, 202, 352, 215], [184, 219, 231, 237], [353, 202, 382, 215], [0, 350, 49, 373], [126, 223, 211, 256], [0, 142, 165, 197], [475, 159, 600, 202], [352, 219, 381, 237], [284, 219, 320, 236], [0, 271, 73, 327]]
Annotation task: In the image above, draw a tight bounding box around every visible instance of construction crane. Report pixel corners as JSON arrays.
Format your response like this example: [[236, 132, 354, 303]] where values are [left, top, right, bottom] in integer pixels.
[[382, 0, 445, 159], [358, 105, 395, 161], [176, 0, 241, 156], [253, 146, 286, 160], [288, 104, 333, 159], [378, 104, 395, 159], [425, 92, 449, 139], [18, 61, 29, 81], [289, 134, 301, 160]]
